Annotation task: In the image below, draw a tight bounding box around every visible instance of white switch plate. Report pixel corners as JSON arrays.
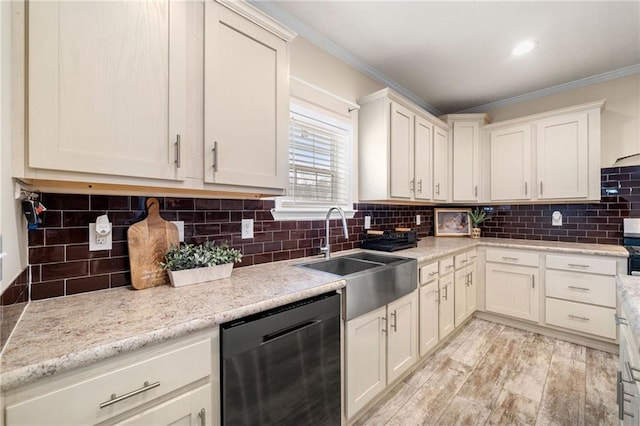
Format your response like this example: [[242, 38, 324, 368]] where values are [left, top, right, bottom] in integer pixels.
[[241, 219, 254, 239], [89, 223, 112, 251], [171, 221, 185, 242], [416, 215, 421, 225], [552, 211, 563, 226], [364, 216, 372, 229]]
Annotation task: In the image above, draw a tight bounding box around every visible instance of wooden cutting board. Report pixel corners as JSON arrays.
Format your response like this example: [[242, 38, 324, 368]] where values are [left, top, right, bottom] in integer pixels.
[[127, 198, 179, 289]]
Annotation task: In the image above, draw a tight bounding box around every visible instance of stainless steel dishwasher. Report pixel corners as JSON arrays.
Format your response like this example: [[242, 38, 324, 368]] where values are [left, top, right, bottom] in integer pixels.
[[220, 292, 341, 425]]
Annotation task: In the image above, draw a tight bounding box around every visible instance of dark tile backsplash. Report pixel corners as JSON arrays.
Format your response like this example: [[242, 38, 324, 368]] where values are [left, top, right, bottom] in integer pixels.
[[17, 165, 640, 301]]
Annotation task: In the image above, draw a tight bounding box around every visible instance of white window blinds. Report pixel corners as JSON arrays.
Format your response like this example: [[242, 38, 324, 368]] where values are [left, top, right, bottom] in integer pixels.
[[286, 110, 351, 207]]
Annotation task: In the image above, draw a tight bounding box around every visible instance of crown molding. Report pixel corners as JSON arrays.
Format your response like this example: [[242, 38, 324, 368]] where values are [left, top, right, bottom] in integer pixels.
[[247, 0, 442, 116], [456, 63, 640, 113]]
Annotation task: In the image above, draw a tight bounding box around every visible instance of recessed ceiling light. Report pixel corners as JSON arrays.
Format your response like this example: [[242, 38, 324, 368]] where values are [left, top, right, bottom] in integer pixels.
[[511, 40, 538, 56]]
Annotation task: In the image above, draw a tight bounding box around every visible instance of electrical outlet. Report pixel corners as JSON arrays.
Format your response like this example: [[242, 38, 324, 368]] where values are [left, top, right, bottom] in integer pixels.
[[241, 219, 254, 239], [89, 223, 112, 251], [171, 221, 185, 242], [416, 215, 421, 225], [364, 216, 372, 229]]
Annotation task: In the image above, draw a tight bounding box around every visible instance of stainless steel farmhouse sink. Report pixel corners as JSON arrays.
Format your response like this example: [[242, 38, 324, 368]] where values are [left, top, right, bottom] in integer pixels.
[[300, 253, 417, 320]]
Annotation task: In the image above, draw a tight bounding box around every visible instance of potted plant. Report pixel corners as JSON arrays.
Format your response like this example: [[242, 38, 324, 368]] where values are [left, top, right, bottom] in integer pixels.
[[160, 241, 242, 287], [469, 208, 487, 239]]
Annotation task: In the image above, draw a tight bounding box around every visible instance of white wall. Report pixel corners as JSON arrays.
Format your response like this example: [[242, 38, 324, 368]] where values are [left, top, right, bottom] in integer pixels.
[[486, 73, 640, 167], [1, 1, 28, 292]]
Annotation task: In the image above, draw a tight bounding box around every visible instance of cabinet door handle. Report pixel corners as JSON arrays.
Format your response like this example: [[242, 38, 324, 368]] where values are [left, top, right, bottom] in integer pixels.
[[474, 185, 478, 197], [446, 265, 454, 270], [502, 256, 519, 261], [428, 271, 439, 277], [443, 285, 448, 301], [627, 361, 640, 383], [524, 181, 528, 196], [532, 275, 535, 289], [540, 181, 543, 195], [568, 285, 590, 291], [174, 134, 181, 168], [615, 313, 629, 326], [568, 263, 590, 268], [468, 272, 473, 287], [391, 310, 397, 331], [568, 314, 590, 321], [381, 316, 387, 333], [436, 288, 441, 304], [410, 179, 415, 192], [461, 259, 467, 264], [212, 141, 218, 172], [436, 183, 440, 195], [418, 179, 423, 193], [199, 408, 206, 426], [465, 272, 469, 286], [99, 381, 160, 409]]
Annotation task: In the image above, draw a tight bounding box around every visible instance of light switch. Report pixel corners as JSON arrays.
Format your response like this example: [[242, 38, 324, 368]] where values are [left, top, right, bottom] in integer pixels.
[[364, 216, 372, 229], [416, 215, 421, 225], [171, 221, 185, 242], [242, 219, 254, 239], [552, 211, 563, 226]]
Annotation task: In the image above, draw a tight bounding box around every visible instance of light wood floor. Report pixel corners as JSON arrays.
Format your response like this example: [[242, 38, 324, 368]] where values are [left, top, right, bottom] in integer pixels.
[[356, 318, 618, 425]]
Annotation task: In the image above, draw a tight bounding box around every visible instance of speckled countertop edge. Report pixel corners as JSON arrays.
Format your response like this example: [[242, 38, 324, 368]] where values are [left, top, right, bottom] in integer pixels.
[[1, 237, 628, 391], [617, 275, 640, 350]]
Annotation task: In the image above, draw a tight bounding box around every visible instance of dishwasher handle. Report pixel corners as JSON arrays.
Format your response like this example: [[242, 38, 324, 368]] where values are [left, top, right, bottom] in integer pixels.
[[262, 320, 321, 344]]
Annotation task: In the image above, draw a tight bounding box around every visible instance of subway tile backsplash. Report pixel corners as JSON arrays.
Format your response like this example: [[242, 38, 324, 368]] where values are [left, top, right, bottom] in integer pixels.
[[17, 165, 639, 301]]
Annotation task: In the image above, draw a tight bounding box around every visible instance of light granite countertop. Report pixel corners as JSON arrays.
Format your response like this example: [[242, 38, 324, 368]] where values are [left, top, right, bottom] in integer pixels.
[[617, 275, 640, 350], [0, 237, 628, 392]]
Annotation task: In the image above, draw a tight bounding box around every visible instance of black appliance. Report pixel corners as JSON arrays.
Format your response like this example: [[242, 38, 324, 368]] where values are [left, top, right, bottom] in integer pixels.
[[360, 229, 418, 252], [623, 218, 640, 275], [220, 292, 341, 425]]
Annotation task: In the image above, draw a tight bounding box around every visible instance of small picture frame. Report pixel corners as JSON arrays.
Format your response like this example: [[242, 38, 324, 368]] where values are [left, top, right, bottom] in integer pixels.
[[434, 208, 471, 237]]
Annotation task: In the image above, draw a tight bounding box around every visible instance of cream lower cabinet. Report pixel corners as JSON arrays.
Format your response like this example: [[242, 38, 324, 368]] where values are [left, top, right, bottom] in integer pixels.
[[545, 254, 617, 340], [617, 306, 640, 424], [346, 291, 418, 419], [454, 251, 477, 327], [438, 257, 456, 339], [419, 261, 440, 357], [485, 249, 539, 322], [4, 331, 217, 426]]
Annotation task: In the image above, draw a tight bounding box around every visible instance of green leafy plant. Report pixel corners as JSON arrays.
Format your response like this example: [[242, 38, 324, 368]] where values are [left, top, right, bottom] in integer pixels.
[[160, 241, 242, 272], [469, 208, 488, 228]]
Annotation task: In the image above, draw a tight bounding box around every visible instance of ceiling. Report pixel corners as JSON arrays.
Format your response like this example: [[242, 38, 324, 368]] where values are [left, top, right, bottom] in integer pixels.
[[251, 1, 640, 115]]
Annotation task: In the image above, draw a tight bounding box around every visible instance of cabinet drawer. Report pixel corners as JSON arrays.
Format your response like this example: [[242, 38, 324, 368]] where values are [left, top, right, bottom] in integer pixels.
[[486, 249, 539, 267], [439, 257, 455, 275], [545, 298, 616, 339], [454, 253, 469, 269], [546, 254, 616, 276], [6, 339, 212, 425], [546, 270, 616, 308], [419, 263, 439, 285]]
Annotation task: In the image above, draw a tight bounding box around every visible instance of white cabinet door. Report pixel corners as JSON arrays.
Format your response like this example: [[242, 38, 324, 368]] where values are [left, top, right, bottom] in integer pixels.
[[389, 102, 414, 199], [454, 267, 468, 327], [433, 126, 449, 202], [115, 385, 211, 426], [466, 263, 477, 318], [490, 125, 531, 201], [414, 116, 433, 201], [387, 291, 418, 384], [346, 306, 387, 419], [452, 121, 480, 202], [204, 2, 288, 190], [28, 1, 185, 180], [419, 282, 439, 357], [439, 273, 455, 339], [485, 262, 539, 322], [536, 112, 589, 199]]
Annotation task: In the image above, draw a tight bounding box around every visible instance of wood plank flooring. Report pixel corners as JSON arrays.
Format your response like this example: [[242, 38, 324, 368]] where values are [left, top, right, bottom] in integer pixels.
[[355, 318, 618, 425]]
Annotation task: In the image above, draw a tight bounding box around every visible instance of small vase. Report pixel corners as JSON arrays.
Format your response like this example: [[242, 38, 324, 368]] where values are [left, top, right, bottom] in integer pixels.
[[471, 227, 481, 239], [167, 263, 234, 287]]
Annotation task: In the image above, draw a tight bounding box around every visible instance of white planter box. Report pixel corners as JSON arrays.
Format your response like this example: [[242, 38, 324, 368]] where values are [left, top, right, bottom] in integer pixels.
[[167, 263, 234, 287]]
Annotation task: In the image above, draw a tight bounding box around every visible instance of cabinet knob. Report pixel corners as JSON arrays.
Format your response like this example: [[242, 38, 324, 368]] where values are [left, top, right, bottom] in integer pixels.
[[212, 141, 218, 172]]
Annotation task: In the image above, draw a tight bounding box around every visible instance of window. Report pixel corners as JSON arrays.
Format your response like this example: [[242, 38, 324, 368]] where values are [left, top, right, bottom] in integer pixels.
[[271, 79, 357, 221]]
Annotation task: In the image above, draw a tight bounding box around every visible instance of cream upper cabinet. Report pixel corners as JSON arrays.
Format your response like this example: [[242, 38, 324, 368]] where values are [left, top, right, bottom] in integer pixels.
[[485, 100, 604, 203], [414, 116, 434, 201], [389, 102, 415, 199], [441, 114, 490, 203], [358, 88, 447, 202], [432, 126, 450, 202], [489, 125, 532, 201], [204, 1, 292, 191], [536, 111, 592, 200], [27, 1, 186, 181]]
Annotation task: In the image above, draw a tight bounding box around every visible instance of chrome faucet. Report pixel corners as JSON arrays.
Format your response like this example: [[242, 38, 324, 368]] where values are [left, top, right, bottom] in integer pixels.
[[320, 206, 349, 258]]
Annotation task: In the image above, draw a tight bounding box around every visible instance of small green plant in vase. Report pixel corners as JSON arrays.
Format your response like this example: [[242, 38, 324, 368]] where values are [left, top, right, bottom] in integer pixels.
[[161, 241, 242, 287], [469, 208, 487, 239]]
